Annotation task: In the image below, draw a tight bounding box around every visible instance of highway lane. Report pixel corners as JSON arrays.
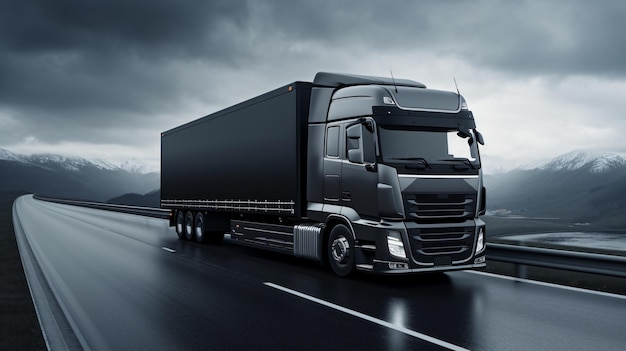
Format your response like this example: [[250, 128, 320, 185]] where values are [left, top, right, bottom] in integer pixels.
[[14, 195, 626, 350]]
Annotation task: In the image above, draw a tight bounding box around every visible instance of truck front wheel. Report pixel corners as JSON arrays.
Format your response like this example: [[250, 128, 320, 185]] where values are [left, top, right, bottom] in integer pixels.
[[327, 224, 355, 277]]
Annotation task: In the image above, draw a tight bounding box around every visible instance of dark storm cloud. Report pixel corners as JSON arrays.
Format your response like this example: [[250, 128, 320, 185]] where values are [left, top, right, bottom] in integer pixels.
[[0, 0, 246, 57], [1, 0, 625, 158], [281, 0, 626, 77], [0, 0, 250, 124], [451, 1, 626, 77], [2, 0, 624, 117]]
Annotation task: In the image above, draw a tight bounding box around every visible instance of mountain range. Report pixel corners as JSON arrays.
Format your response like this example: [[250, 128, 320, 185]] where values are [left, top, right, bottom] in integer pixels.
[[2, 147, 625, 229], [485, 150, 626, 228], [0, 148, 159, 202]]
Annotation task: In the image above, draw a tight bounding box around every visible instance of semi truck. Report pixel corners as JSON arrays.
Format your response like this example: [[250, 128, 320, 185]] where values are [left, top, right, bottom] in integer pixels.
[[161, 72, 486, 276]]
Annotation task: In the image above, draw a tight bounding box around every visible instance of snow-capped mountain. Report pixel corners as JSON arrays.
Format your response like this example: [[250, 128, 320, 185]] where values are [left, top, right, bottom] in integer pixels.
[[0, 148, 159, 202], [540, 150, 626, 173], [0, 148, 155, 174], [0, 148, 27, 162], [484, 150, 626, 228]]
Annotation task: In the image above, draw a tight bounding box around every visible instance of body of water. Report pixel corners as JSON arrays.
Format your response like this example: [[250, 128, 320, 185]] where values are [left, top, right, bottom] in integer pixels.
[[498, 232, 626, 253]]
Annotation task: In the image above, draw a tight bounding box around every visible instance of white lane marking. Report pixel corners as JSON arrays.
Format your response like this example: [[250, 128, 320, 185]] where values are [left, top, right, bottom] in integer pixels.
[[464, 270, 626, 300], [264, 282, 470, 351], [161, 247, 176, 253]]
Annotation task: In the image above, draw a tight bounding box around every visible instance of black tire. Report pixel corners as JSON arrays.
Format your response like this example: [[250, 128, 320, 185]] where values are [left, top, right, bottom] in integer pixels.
[[194, 212, 206, 243], [327, 224, 356, 277], [175, 211, 185, 240], [184, 211, 194, 241]]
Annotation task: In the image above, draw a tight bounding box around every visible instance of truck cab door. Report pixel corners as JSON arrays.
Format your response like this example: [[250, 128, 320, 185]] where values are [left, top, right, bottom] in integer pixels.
[[341, 120, 378, 217]]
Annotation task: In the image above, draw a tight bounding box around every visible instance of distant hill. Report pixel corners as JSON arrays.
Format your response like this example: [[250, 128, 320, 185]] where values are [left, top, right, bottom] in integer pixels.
[[107, 190, 160, 208], [485, 151, 626, 228], [0, 148, 159, 202]]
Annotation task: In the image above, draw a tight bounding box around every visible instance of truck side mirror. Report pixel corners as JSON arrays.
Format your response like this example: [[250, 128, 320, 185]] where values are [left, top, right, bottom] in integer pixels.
[[346, 124, 363, 163], [347, 122, 377, 165], [475, 130, 485, 145], [346, 124, 362, 139], [348, 149, 363, 163], [362, 126, 376, 164]]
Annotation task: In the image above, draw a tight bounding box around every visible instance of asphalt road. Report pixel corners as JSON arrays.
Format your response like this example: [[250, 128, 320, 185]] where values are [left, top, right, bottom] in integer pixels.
[[13, 195, 626, 350]]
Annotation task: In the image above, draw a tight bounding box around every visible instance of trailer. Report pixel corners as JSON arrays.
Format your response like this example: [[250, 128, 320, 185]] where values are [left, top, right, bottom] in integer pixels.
[[161, 72, 487, 276]]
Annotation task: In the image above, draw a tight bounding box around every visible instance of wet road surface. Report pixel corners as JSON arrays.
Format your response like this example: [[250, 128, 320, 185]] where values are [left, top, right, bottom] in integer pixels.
[[13, 195, 626, 350]]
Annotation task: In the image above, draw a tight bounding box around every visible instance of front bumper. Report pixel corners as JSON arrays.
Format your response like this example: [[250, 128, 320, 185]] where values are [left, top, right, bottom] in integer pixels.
[[352, 218, 486, 274], [367, 257, 486, 274]]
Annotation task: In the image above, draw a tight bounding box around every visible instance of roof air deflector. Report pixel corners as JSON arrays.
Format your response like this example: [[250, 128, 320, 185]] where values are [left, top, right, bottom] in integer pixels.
[[313, 72, 426, 88]]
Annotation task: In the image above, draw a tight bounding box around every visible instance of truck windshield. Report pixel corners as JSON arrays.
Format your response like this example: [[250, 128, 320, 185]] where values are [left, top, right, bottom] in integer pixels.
[[378, 127, 480, 167]]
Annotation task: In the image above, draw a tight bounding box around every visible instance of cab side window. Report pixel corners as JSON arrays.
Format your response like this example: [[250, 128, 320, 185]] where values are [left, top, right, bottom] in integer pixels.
[[326, 126, 340, 158]]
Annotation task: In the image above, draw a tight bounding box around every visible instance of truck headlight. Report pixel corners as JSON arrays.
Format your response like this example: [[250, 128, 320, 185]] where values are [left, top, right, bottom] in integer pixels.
[[387, 231, 406, 259], [475, 227, 485, 254]]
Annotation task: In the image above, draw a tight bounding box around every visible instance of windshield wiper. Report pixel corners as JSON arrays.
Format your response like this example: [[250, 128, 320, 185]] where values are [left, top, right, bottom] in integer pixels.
[[389, 157, 432, 169], [438, 158, 476, 170]]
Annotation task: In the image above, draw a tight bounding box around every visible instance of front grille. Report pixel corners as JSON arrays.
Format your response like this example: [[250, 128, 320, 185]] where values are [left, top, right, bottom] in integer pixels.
[[408, 226, 475, 265], [404, 193, 476, 223]]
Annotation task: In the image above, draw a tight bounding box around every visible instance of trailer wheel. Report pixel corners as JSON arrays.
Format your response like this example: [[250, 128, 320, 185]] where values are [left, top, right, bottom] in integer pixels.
[[184, 211, 194, 241], [327, 224, 355, 277], [194, 212, 206, 243], [175, 211, 185, 240]]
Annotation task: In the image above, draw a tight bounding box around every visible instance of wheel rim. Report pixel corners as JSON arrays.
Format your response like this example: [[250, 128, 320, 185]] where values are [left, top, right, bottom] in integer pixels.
[[327, 225, 355, 277], [185, 212, 194, 240], [176, 212, 184, 238], [331, 235, 350, 265], [195, 213, 204, 242]]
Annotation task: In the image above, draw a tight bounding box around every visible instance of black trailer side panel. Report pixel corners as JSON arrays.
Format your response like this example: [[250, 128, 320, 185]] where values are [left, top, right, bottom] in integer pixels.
[[161, 82, 312, 218]]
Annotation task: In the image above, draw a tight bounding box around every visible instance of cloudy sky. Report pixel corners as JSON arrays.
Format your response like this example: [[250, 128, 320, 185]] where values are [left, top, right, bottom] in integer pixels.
[[1, 0, 625, 173]]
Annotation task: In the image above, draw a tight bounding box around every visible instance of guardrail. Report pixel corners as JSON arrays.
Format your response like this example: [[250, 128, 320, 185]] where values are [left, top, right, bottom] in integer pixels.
[[486, 242, 626, 279], [33, 195, 170, 219], [33, 195, 625, 278]]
